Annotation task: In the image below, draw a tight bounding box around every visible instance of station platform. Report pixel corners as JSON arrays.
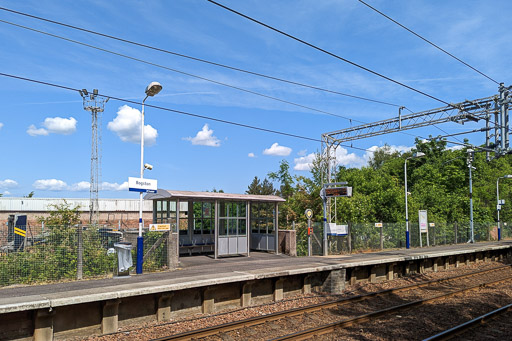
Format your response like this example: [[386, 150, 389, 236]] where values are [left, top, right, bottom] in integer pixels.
[[2, 240, 512, 340]]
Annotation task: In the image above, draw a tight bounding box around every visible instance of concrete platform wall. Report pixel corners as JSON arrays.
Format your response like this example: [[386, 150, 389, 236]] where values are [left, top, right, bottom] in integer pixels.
[[2, 246, 512, 340]]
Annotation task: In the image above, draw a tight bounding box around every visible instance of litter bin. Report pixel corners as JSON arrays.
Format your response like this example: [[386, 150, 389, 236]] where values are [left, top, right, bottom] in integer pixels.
[[114, 242, 133, 275]]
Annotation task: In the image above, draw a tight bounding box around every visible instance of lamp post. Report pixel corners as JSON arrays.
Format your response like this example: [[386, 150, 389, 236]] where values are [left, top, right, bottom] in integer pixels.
[[497, 175, 512, 241], [136, 81, 162, 275], [404, 152, 425, 249], [467, 149, 475, 243]]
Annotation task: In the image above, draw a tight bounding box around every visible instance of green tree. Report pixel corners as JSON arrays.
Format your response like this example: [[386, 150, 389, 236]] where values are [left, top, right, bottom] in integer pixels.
[[268, 160, 294, 199], [246, 176, 276, 195], [368, 145, 401, 170], [39, 200, 81, 227]]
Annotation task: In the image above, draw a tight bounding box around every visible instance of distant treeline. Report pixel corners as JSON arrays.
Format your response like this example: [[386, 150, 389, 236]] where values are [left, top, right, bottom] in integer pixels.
[[247, 138, 512, 227]]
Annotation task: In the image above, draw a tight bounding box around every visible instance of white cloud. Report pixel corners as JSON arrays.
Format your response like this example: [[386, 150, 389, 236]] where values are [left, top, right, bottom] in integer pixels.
[[27, 124, 49, 136], [294, 145, 414, 171], [33, 179, 68, 191], [447, 145, 464, 151], [0, 123, 3, 129], [43, 117, 77, 135], [263, 143, 292, 156], [31, 179, 129, 192], [184, 124, 221, 147], [337, 148, 366, 167], [294, 153, 316, 171], [27, 117, 77, 136], [0, 179, 18, 188], [101, 181, 128, 191], [107, 105, 158, 145], [363, 145, 412, 163], [248, 152, 256, 158], [297, 149, 307, 156], [69, 181, 90, 191], [3, 191, 10, 196]]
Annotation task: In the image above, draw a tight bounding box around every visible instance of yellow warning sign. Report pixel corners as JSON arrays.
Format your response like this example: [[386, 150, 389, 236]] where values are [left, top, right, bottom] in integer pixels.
[[149, 224, 171, 232]]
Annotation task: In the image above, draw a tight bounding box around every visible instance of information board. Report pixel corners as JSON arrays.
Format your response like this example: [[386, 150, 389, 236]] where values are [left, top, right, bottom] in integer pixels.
[[419, 210, 428, 233], [327, 223, 348, 236], [324, 187, 352, 197]]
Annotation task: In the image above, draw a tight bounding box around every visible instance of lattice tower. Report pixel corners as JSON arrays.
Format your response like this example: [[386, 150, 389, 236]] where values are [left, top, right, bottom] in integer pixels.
[[80, 89, 108, 226]]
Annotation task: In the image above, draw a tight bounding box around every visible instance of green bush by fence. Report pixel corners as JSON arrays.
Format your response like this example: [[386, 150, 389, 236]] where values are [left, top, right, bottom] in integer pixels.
[[0, 226, 117, 286]]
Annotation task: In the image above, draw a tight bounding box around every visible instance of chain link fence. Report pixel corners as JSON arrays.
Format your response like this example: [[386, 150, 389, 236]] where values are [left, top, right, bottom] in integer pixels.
[[295, 221, 512, 256], [0, 225, 170, 287]]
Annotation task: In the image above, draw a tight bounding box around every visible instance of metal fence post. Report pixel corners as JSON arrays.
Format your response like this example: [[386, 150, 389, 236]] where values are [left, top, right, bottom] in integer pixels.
[[348, 222, 352, 254], [454, 222, 458, 244], [380, 222, 383, 250], [77, 225, 83, 280]]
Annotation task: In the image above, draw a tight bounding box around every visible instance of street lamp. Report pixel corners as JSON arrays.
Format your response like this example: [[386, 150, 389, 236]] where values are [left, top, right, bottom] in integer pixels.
[[136, 81, 162, 275], [404, 152, 425, 249], [467, 149, 475, 243], [497, 175, 512, 241]]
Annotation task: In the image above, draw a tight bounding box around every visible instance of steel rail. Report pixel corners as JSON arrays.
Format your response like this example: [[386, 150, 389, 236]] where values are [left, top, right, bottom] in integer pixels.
[[272, 275, 512, 341], [423, 302, 512, 341], [150, 265, 511, 341]]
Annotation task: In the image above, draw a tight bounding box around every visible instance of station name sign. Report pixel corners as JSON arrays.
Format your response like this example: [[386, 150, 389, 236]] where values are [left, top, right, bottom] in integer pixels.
[[128, 177, 157, 193]]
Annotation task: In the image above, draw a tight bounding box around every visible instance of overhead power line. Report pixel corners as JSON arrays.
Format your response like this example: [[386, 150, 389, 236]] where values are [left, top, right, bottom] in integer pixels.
[[0, 8, 474, 146], [0, 18, 364, 124], [0, 6, 400, 108], [206, 0, 453, 107], [0, 18, 458, 145], [357, 0, 500, 85], [0, 71, 487, 156], [0, 71, 337, 146]]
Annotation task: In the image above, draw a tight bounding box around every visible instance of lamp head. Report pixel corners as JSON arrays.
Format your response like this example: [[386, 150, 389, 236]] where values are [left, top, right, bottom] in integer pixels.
[[145, 82, 162, 97], [504, 175, 512, 179], [413, 152, 426, 158]]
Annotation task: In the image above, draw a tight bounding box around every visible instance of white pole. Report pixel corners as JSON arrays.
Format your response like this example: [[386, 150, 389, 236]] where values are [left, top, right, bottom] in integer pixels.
[[139, 96, 147, 238], [136, 95, 148, 274]]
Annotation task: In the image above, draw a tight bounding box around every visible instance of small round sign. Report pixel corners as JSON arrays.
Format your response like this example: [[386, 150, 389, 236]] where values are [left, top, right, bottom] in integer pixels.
[[305, 209, 313, 220]]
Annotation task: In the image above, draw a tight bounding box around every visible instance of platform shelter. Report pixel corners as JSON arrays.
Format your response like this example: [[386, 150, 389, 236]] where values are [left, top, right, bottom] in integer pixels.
[[145, 189, 285, 258]]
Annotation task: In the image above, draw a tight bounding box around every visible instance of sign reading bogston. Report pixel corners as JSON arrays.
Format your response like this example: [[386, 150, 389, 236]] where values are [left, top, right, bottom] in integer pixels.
[[128, 177, 157, 193]]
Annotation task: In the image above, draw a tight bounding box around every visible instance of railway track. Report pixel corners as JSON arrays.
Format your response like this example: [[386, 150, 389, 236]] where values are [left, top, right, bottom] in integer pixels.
[[150, 264, 512, 341], [424, 302, 512, 341], [272, 275, 512, 340]]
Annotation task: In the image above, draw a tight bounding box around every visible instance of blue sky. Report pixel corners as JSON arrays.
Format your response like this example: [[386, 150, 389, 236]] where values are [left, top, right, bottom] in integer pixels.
[[0, 0, 510, 198]]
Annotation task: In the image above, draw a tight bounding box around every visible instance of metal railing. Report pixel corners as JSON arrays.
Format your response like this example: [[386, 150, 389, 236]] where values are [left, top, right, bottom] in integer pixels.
[[0, 225, 170, 287], [294, 221, 511, 256]]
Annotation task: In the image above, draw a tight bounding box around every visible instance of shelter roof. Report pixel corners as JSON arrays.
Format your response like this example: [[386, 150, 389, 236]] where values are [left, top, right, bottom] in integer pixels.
[[145, 189, 285, 203]]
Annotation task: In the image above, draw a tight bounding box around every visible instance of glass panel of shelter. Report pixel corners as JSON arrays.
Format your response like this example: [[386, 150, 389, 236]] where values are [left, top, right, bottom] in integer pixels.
[[219, 201, 247, 236], [192, 202, 215, 236], [154, 200, 177, 231], [250, 202, 274, 234]]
